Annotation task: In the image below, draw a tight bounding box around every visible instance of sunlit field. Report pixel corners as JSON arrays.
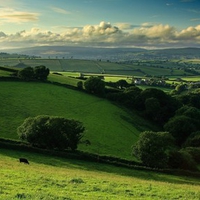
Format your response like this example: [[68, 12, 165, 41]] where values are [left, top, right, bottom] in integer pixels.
[[0, 149, 200, 200]]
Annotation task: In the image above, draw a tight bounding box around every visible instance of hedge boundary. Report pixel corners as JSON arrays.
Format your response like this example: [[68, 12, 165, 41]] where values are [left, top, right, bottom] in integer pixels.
[[1, 138, 200, 178]]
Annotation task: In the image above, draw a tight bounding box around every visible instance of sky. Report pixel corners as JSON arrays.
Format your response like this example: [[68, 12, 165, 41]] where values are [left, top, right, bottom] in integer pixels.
[[0, 0, 200, 49]]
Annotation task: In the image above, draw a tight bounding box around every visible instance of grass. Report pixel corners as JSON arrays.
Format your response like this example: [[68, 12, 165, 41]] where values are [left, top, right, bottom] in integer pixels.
[[0, 148, 200, 200], [1, 58, 199, 77], [0, 81, 155, 159], [0, 70, 12, 76], [48, 73, 81, 87], [1, 114, 200, 199]]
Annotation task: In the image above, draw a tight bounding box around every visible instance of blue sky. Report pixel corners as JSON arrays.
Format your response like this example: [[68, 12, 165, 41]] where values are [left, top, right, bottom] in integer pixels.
[[0, 0, 200, 49]]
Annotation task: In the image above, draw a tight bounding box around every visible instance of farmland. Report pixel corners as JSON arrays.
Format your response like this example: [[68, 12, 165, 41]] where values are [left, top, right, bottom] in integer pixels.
[[1, 57, 200, 77], [0, 148, 200, 200], [1, 56, 200, 199]]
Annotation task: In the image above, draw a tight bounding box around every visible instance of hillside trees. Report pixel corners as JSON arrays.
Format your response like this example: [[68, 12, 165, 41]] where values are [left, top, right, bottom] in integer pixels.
[[133, 131, 175, 168], [17, 67, 34, 81], [84, 76, 105, 96], [34, 65, 50, 80], [164, 116, 197, 146], [17, 115, 85, 150], [18, 65, 49, 81], [164, 106, 200, 146], [134, 88, 180, 124]]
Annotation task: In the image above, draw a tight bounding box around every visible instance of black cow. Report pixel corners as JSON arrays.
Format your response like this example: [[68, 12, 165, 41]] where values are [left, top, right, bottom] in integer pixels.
[[19, 158, 29, 164]]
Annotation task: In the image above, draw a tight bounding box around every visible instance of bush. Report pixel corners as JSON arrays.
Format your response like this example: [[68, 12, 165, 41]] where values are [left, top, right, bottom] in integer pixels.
[[168, 149, 197, 171], [77, 81, 83, 90], [164, 115, 197, 146], [183, 147, 200, 164], [184, 131, 200, 147], [84, 76, 105, 96], [17, 115, 85, 151], [133, 131, 175, 168]]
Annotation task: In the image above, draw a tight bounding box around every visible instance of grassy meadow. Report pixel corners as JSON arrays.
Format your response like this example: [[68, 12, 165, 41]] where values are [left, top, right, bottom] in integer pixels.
[[1, 59, 200, 199], [0, 81, 155, 159], [0, 148, 200, 200]]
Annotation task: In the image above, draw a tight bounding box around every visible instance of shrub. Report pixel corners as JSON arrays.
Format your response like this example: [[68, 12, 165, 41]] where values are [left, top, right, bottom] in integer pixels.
[[17, 115, 85, 151], [183, 147, 200, 164], [168, 150, 197, 171], [133, 131, 175, 168]]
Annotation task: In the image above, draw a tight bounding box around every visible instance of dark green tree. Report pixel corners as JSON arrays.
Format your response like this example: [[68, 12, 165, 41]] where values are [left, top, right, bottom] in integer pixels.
[[136, 88, 180, 124], [18, 67, 34, 81], [175, 84, 187, 94], [84, 76, 105, 96], [145, 97, 161, 121], [133, 131, 175, 168], [17, 115, 85, 150], [77, 81, 83, 90], [183, 131, 200, 147], [164, 115, 197, 146], [116, 79, 129, 89], [34, 65, 49, 80]]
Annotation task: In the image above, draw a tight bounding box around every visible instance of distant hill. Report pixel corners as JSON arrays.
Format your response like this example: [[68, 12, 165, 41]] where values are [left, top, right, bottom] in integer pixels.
[[3, 46, 200, 61], [4, 46, 146, 61]]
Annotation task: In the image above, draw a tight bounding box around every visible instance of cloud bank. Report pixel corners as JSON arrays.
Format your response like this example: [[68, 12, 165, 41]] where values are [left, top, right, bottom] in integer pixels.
[[1, 21, 200, 49]]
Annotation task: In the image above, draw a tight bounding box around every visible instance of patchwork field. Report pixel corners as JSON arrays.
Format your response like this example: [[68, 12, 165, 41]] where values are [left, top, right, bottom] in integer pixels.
[[1, 58, 199, 77]]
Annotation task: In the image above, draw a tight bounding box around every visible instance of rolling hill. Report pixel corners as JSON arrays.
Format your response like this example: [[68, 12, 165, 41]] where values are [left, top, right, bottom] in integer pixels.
[[0, 148, 200, 200], [0, 81, 155, 160]]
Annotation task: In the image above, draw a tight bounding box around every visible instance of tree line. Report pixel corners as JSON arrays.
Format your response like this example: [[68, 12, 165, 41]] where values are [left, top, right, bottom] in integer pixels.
[[81, 76, 200, 171], [16, 70, 200, 171]]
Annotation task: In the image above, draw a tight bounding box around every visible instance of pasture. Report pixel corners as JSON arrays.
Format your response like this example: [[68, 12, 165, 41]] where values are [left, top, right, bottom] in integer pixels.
[[0, 148, 200, 200], [0, 58, 199, 77], [0, 81, 155, 159]]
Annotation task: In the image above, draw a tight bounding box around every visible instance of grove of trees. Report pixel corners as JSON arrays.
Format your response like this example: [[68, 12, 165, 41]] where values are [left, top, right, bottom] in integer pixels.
[[17, 115, 85, 151], [84, 76, 105, 96], [18, 65, 49, 81]]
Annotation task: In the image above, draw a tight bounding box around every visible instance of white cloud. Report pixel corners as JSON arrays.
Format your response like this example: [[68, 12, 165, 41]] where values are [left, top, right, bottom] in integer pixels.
[[0, 8, 39, 24], [1, 21, 200, 49], [50, 6, 71, 15]]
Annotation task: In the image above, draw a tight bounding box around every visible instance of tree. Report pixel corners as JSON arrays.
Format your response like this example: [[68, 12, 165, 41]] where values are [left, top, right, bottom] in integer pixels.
[[145, 97, 161, 121], [183, 131, 200, 147], [34, 65, 49, 80], [133, 131, 175, 168], [17, 115, 85, 150], [17, 65, 49, 81], [18, 67, 34, 81], [84, 76, 105, 96], [116, 79, 129, 89], [175, 84, 187, 94], [136, 88, 180, 124], [168, 149, 197, 171], [164, 115, 197, 146], [77, 81, 83, 90]]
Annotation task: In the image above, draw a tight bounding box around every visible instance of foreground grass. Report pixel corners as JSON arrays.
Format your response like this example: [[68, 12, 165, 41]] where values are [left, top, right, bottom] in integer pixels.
[[0, 149, 200, 200]]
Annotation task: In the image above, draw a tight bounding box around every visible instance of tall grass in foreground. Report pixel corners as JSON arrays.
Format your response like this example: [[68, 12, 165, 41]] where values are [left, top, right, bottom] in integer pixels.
[[0, 149, 200, 200]]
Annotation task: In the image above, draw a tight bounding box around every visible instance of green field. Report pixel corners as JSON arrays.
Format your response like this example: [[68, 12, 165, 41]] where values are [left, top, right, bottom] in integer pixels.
[[1, 58, 199, 77], [1, 59, 200, 199], [1, 148, 200, 200], [0, 81, 156, 159]]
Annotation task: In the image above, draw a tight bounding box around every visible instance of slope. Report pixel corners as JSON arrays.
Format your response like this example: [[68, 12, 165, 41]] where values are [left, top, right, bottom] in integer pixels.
[[0, 81, 154, 160]]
